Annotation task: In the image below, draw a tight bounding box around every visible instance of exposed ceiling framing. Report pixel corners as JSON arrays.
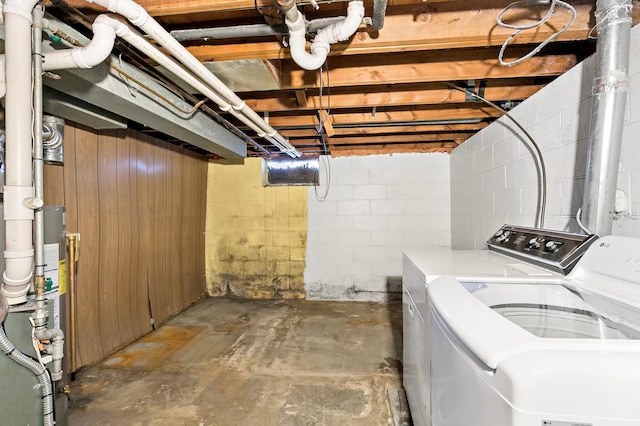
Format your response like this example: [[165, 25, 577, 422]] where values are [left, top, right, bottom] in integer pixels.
[[45, 0, 640, 157]]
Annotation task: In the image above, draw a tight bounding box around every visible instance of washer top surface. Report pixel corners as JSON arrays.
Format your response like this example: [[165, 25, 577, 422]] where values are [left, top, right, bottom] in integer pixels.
[[428, 236, 640, 370], [403, 248, 556, 285]]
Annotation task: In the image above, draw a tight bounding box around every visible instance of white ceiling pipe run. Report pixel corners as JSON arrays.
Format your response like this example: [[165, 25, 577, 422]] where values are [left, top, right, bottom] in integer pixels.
[[2, 0, 41, 305], [42, 15, 120, 71], [85, 0, 302, 158], [282, 0, 364, 71], [90, 17, 278, 142]]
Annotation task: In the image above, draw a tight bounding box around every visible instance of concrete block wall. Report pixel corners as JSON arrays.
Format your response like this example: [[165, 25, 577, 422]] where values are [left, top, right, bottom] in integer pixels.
[[451, 24, 640, 249], [305, 153, 451, 301], [206, 158, 308, 299]]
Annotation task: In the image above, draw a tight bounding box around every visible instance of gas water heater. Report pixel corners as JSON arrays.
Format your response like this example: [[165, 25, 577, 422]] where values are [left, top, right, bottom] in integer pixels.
[[0, 202, 69, 425]]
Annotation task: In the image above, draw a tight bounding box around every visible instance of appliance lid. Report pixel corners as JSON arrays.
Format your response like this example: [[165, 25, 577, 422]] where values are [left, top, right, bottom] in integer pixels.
[[428, 275, 640, 370], [464, 282, 640, 340]]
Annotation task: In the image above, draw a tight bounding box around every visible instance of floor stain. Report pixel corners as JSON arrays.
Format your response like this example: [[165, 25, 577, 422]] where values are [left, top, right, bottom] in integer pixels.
[[101, 325, 204, 370]]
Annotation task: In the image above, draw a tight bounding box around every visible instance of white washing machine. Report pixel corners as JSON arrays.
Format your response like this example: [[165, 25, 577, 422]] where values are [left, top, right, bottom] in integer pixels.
[[428, 235, 640, 426], [403, 225, 598, 426]]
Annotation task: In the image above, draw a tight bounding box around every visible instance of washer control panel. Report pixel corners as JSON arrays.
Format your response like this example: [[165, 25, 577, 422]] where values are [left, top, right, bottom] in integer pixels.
[[486, 224, 598, 274]]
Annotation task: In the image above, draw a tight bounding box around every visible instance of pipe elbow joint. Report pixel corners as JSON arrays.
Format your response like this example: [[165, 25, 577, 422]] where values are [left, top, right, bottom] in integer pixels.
[[87, 0, 149, 26], [2, 0, 42, 21], [95, 14, 130, 37]]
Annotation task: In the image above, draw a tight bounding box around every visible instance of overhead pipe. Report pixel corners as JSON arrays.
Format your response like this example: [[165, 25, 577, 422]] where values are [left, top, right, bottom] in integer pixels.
[[278, 0, 365, 71], [581, 0, 632, 236], [42, 14, 118, 70], [82, 16, 292, 151], [371, 0, 387, 30], [171, 23, 286, 41], [84, 0, 301, 158], [169, 17, 348, 42]]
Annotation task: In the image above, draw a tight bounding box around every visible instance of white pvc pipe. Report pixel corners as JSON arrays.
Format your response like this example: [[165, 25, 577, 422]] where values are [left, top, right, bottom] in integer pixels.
[[2, 0, 41, 305], [42, 15, 118, 71], [85, 0, 301, 158], [89, 17, 272, 140], [284, 0, 364, 71]]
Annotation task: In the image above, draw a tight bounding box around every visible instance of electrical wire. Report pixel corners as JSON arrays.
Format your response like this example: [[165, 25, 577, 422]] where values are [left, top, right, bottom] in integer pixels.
[[497, 0, 576, 67], [314, 61, 331, 201], [576, 207, 593, 235], [446, 82, 547, 229], [314, 152, 331, 202]]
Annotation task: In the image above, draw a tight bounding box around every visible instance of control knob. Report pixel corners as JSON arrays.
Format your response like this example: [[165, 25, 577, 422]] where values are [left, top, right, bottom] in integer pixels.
[[545, 240, 560, 253], [526, 237, 541, 250], [495, 230, 510, 243]]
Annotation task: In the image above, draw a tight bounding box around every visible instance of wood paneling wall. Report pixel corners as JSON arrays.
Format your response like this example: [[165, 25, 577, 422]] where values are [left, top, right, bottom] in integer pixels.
[[43, 125, 208, 369]]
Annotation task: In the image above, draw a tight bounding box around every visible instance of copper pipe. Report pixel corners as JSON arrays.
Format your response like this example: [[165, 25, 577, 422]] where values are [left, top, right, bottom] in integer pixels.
[[65, 233, 78, 373]]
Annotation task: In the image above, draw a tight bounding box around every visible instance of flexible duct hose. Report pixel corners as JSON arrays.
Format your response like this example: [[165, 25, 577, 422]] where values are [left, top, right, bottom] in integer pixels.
[[0, 323, 55, 426]]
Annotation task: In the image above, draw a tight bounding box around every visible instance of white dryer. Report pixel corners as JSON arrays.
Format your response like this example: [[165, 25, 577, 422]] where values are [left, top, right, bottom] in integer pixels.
[[428, 235, 640, 426]]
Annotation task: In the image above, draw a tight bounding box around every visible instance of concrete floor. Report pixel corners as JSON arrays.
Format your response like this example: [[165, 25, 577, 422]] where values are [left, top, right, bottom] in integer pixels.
[[68, 298, 405, 425]]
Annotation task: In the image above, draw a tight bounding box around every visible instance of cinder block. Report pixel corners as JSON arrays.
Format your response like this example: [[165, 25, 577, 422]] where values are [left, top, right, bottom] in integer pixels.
[[290, 247, 306, 261], [386, 184, 422, 200], [337, 200, 370, 215], [243, 260, 267, 276], [354, 185, 387, 200], [483, 166, 507, 193], [307, 199, 337, 217], [387, 215, 422, 231], [318, 215, 353, 231], [336, 168, 370, 185], [561, 99, 592, 144], [371, 230, 405, 246], [371, 200, 404, 215], [474, 146, 494, 173], [421, 214, 451, 232], [337, 230, 372, 245], [353, 215, 387, 231], [369, 168, 405, 185]]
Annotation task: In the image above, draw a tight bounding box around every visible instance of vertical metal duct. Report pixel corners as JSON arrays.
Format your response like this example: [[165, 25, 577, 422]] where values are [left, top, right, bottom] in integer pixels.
[[581, 0, 632, 236], [372, 0, 387, 30]]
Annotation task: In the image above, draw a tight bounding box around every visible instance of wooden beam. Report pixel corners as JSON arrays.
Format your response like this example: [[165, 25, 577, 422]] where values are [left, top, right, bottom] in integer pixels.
[[265, 105, 501, 127], [185, 2, 594, 61], [329, 142, 458, 156], [49, 0, 274, 16], [278, 52, 577, 89], [243, 82, 544, 111], [318, 110, 335, 137], [295, 90, 308, 108], [289, 133, 470, 145], [277, 122, 489, 137]]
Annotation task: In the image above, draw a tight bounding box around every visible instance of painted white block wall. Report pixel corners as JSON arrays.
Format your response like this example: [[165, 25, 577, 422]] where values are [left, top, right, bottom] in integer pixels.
[[451, 24, 640, 249], [305, 153, 451, 300]]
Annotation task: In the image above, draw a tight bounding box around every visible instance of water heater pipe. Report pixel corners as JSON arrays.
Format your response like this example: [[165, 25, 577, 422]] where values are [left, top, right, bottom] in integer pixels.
[[84, 0, 301, 158], [279, 0, 365, 71], [66, 233, 78, 373], [581, 0, 632, 236]]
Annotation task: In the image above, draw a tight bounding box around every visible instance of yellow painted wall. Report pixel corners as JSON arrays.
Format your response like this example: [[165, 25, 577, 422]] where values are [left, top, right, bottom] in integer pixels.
[[206, 158, 308, 299]]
